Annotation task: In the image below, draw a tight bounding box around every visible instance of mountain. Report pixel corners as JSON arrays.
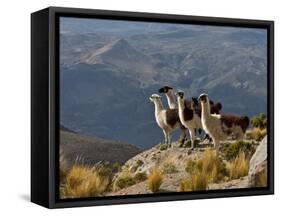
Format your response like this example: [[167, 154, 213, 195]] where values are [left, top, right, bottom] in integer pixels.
[[60, 130, 141, 166], [60, 21, 267, 149], [77, 39, 158, 85], [60, 63, 166, 149]]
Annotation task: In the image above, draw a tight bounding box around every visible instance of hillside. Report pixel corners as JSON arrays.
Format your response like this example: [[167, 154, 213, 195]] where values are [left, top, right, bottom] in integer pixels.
[[60, 130, 141, 166], [59, 129, 268, 198], [108, 137, 262, 196]]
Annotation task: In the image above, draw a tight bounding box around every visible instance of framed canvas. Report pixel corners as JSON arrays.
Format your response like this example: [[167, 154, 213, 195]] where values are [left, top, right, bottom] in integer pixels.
[[31, 6, 274, 208]]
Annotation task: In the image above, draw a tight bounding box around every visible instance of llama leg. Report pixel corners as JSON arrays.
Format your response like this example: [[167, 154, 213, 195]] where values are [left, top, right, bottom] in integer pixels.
[[189, 129, 195, 149], [167, 131, 172, 148], [213, 137, 219, 151], [163, 130, 168, 144], [179, 127, 186, 144]]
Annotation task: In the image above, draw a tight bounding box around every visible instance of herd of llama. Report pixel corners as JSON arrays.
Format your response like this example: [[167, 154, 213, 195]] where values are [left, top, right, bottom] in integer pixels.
[[149, 86, 249, 149]]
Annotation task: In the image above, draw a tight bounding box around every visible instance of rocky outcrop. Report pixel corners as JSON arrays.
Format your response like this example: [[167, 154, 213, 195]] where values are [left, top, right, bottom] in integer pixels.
[[248, 136, 267, 187]]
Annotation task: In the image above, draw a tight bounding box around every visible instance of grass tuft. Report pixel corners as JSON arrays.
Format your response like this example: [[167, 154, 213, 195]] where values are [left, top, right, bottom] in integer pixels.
[[157, 143, 168, 151], [59, 151, 69, 181], [147, 167, 163, 193], [227, 152, 249, 180], [60, 164, 111, 198], [180, 149, 228, 191], [179, 170, 208, 192], [247, 128, 267, 141]]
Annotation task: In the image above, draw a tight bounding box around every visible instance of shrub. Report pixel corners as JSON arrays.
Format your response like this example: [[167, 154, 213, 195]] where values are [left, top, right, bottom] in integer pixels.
[[227, 152, 249, 180], [147, 168, 163, 192], [182, 138, 200, 148], [130, 159, 144, 172], [112, 162, 121, 173], [158, 143, 168, 151], [251, 113, 267, 129], [115, 176, 136, 190], [134, 172, 147, 183], [161, 162, 178, 174], [223, 140, 255, 161], [247, 128, 267, 141], [97, 163, 113, 179], [136, 159, 144, 167]]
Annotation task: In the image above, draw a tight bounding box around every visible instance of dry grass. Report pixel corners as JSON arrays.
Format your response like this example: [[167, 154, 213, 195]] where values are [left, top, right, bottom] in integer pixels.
[[247, 128, 267, 141], [181, 150, 250, 191], [179, 170, 208, 192], [187, 149, 226, 182], [60, 164, 111, 198], [180, 149, 228, 191], [147, 167, 163, 193], [179, 178, 192, 192], [227, 152, 249, 180], [59, 151, 69, 181]]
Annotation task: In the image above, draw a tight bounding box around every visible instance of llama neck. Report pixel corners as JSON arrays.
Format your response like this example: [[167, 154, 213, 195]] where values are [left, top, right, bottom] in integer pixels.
[[166, 91, 177, 108], [201, 100, 211, 120], [177, 97, 185, 112], [154, 100, 164, 115]]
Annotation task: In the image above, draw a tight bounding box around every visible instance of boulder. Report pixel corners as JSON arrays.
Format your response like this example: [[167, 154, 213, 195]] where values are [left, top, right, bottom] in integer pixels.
[[248, 136, 267, 187]]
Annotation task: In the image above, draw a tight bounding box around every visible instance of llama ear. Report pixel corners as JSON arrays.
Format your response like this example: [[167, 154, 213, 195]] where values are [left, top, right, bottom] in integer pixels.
[[192, 97, 197, 103]]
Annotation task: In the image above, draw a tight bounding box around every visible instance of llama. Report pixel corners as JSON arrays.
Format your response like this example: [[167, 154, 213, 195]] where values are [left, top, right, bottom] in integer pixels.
[[191, 97, 222, 116], [158, 86, 188, 142], [191, 96, 223, 141], [198, 93, 249, 149], [149, 94, 186, 147], [159, 86, 191, 109], [175, 91, 202, 149]]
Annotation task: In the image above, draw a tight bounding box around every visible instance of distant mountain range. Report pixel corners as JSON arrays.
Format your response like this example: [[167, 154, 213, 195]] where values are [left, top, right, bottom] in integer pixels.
[[60, 19, 267, 148]]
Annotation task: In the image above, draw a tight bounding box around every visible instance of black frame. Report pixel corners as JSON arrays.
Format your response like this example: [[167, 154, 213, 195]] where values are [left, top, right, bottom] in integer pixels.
[[31, 6, 274, 209]]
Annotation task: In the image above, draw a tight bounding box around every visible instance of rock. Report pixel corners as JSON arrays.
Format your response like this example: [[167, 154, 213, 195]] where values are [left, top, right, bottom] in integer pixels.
[[248, 136, 267, 187]]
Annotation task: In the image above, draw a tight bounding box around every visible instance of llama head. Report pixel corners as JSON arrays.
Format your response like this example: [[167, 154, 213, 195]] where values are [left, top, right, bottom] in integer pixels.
[[158, 86, 173, 94], [192, 97, 199, 106], [198, 93, 209, 104], [191, 97, 200, 109], [149, 94, 161, 102], [175, 91, 184, 100]]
